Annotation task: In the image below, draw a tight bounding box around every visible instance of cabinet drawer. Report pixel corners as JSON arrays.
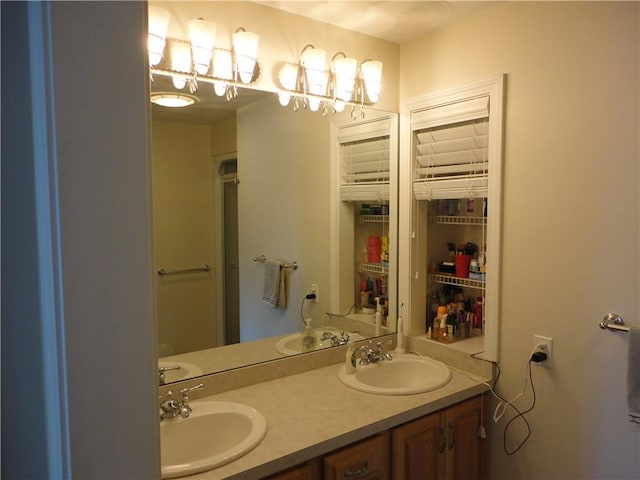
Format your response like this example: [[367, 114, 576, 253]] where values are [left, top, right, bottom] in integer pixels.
[[323, 432, 390, 480], [266, 459, 321, 480]]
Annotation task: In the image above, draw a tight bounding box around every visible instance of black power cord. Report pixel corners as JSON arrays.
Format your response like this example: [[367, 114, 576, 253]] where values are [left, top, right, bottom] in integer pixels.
[[502, 358, 537, 455], [470, 351, 543, 455]]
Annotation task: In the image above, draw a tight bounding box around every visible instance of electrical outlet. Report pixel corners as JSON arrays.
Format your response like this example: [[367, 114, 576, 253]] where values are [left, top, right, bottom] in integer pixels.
[[307, 283, 318, 303], [533, 334, 553, 367]]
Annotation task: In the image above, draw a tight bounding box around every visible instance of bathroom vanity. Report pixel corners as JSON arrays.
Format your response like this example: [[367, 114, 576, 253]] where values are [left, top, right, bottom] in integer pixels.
[[165, 336, 490, 479]]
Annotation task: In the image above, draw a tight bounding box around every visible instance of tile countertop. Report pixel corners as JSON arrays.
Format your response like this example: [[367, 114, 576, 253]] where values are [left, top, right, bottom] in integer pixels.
[[182, 357, 489, 480]]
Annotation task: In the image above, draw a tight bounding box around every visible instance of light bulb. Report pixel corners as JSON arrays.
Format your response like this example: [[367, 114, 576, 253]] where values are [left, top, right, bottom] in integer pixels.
[[361, 60, 383, 103], [148, 6, 170, 66], [332, 57, 357, 102], [301, 48, 327, 96], [308, 98, 321, 112], [188, 18, 216, 75], [170, 41, 191, 89], [213, 83, 227, 96], [233, 30, 259, 83], [278, 93, 291, 107]]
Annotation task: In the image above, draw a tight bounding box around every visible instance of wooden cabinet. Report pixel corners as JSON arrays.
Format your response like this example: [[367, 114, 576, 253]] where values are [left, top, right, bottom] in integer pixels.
[[323, 432, 389, 480], [266, 460, 321, 480], [268, 396, 483, 480], [391, 396, 485, 480]]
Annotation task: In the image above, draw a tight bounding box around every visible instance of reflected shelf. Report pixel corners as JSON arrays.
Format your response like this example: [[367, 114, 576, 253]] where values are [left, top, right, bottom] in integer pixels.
[[430, 273, 485, 290], [435, 215, 486, 226], [357, 262, 389, 275]]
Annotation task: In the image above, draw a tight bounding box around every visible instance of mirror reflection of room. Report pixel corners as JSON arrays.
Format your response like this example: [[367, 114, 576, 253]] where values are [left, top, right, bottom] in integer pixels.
[[151, 89, 398, 382]]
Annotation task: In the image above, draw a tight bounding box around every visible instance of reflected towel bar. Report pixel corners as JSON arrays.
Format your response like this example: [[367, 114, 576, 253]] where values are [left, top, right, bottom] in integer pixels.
[[253, 255, 298, 270], [157, 264, 211, 276], [600, 313, 630, 332]]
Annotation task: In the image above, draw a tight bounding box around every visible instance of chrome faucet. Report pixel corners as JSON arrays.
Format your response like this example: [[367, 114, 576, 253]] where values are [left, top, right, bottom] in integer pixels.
[[359, 340, 393, 365], [320, 330, 354, 347], [159, 383, 204, 420], [158, 364, 181, 386]]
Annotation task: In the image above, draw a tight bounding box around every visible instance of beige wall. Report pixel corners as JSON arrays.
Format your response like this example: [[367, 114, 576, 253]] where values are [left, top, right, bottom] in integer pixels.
[[210, 115, 237, 157], [48, 2, 160, 476], [151, 121, 218, 354], [151, 1, 400, 111], [236, 97, 333, 340], [400, 2, 639, 479]]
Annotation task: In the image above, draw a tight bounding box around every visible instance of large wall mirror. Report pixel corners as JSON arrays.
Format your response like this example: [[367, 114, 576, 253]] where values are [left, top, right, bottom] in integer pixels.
[[151, 75, 399, 385]]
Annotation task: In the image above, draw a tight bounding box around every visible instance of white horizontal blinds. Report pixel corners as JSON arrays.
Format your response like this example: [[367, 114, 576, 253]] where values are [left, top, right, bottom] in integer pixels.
[[339, 118, 391, 202], [412, 96, 490, 200]]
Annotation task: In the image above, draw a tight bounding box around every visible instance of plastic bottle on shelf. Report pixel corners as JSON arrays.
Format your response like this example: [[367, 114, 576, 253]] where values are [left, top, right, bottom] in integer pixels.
[[473, 297, 484, 331], [435, 305, 447, 341]]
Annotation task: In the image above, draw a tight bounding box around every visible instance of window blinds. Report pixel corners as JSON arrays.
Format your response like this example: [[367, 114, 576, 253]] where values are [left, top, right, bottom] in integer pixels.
[[339, 119, 391, 202], [412, 96, 490, 200]]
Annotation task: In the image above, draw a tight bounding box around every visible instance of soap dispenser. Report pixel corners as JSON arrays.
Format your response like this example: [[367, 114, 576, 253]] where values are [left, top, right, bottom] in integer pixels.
[[301, 318, 317, 350]]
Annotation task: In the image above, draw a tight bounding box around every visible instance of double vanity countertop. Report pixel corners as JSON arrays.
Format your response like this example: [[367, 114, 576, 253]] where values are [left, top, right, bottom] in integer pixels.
[[180, 339, 490, 480]]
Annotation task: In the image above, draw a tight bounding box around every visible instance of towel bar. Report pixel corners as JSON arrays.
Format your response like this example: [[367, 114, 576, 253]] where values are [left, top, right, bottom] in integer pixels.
[[253, 255, 298, 270], [157, 264, 211, 276], [599, 313, 630, 332]]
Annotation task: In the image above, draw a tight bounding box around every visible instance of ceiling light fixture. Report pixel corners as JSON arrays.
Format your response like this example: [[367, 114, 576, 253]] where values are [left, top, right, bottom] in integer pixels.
[[147, 8, 260, 102], [276, 45, 383, 117], [150, 92, 198, 108]]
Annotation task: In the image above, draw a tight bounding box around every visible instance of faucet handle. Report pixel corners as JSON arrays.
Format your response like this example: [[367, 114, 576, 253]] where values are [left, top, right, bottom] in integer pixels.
[[159, 365, 181, 372], [178, 384, 204, 418], [179, 383, 205, 404], [179, 383, 204, 397]]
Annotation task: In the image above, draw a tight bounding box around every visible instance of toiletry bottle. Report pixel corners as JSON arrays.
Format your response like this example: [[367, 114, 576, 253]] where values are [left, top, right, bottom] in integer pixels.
[[345, 346, 357, 374], [301, 318, 317, 350], [374, 297, 382, 336], [435, 305, 447, 341]]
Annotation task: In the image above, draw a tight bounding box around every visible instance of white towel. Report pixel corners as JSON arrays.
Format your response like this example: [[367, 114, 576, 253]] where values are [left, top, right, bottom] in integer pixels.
[[262, 261, 286, 308], [628, 325, 640, 424]]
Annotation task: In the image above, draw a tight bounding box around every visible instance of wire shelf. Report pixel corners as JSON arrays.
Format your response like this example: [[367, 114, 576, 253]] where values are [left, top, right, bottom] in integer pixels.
[[357, 262, 389, 275], [359, 214, 389, 224], [435, 215, 486, 226], [431, 273, 485, 290]]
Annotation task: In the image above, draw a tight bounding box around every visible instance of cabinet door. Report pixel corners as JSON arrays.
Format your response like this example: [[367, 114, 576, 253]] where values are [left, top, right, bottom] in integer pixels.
[[266, 459, 321, 480], [391, 411, 444, 480], [444, 396, 484, 480], [323, 432, 390, 480]]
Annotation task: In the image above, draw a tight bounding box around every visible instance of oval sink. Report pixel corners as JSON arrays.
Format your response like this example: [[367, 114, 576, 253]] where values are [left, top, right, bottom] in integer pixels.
[[338, 353, 451, 395], [158, 361, 203, 384], [161, 400, 267, 478], [275, 327, 365, 356]]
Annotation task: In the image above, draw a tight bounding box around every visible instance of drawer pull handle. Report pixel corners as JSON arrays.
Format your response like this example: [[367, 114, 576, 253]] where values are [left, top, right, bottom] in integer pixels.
[[344, 460, 369, 477], [448, 421, 456, 450]]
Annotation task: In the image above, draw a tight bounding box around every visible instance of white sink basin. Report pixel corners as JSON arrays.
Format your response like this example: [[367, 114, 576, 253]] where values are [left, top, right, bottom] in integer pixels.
[[338, 353, 451, 395], [161, 400, 267, 478], [275, 327, 365, 356]]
